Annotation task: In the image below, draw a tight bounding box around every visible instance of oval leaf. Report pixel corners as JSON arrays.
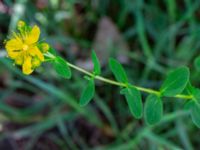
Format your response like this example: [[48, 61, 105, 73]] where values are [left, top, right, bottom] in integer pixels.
[[185, 83, 200, 104], [79, 79, 95, 106], [144, 94, 163, 125], [191, 102, 200, 128], [53, 56, 71, 79], [160, 67, 189, 96], [48, 47, 57, 55], [91, 50, 101, 75], [184, 101, 194, 111], [120, 87, 143, 119], [191, 88, 200, 104], [109, 58, 128, 83]]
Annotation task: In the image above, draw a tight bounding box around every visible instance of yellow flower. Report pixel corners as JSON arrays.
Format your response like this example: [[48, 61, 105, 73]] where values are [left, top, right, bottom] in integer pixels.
[[5, 20, 49, 75]]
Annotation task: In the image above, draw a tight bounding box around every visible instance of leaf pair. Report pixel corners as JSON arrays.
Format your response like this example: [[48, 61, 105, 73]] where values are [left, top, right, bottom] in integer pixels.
[[109, 58, 143, 119], [51, 50, 100, 106], [144, 66, 189, 125], [79, 50, 101, 106], [52, 49, 101, 79]]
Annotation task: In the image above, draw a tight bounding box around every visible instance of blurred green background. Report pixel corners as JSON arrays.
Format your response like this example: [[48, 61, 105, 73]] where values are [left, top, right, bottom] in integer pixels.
[[0, 0, 200, 149]]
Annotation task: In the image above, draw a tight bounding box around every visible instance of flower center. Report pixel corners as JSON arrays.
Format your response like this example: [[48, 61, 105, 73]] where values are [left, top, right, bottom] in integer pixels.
[[22, 44, 29, 51]]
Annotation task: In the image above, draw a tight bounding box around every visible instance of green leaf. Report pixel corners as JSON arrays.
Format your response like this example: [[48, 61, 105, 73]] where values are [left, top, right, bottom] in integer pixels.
[[191, 88, 200, 104], [48, 47, 57, 55], [109, 58, 128, 83], [184, 101, 194, 111], [160, 67, 189, 96], [185, 82, 194, 95], [120, 87, 143, 119], [144, 94, 163, 125], [53, 56, 71, 79], [185, 83, 200, 104], [91, 50, 101, 75], [191, 102, 200, 128], [194, 56, 200, 72], [79, 79, 95, 106]]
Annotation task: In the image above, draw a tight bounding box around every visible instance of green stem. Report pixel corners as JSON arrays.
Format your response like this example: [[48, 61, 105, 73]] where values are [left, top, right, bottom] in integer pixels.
[[66, 61, 193, 100]]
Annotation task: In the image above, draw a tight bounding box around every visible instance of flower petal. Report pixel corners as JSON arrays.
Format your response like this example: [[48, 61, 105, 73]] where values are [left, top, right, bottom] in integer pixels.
[[5, 38, 23, 59], [29, 46, 44, 61], [22, 56, 33, 75], [15, 54, 24, 65], [25, 25, 40, 45]]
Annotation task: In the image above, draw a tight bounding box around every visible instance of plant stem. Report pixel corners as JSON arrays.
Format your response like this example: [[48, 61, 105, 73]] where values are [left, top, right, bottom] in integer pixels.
[[66, 61, 193, 100]]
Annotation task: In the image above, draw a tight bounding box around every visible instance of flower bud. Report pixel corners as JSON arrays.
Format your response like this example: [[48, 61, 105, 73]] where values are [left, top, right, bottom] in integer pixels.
[[39, 43, 49, 53], [17, 20, 26, 30], [32, 57, 41, 68]]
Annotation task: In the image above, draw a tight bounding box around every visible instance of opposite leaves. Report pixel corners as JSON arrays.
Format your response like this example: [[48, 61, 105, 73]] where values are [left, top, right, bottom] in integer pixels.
[[160, 67, 189, 96], [53, 56, 71, 79], [144, 94, 163, 125], [79, 79, 95, 106], [109, 58, 128, 83], [121, 87, 143, 119]]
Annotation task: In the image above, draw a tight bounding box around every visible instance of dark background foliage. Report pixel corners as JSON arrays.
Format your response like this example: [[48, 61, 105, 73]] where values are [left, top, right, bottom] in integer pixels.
[[0, 0, 200, 149]]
